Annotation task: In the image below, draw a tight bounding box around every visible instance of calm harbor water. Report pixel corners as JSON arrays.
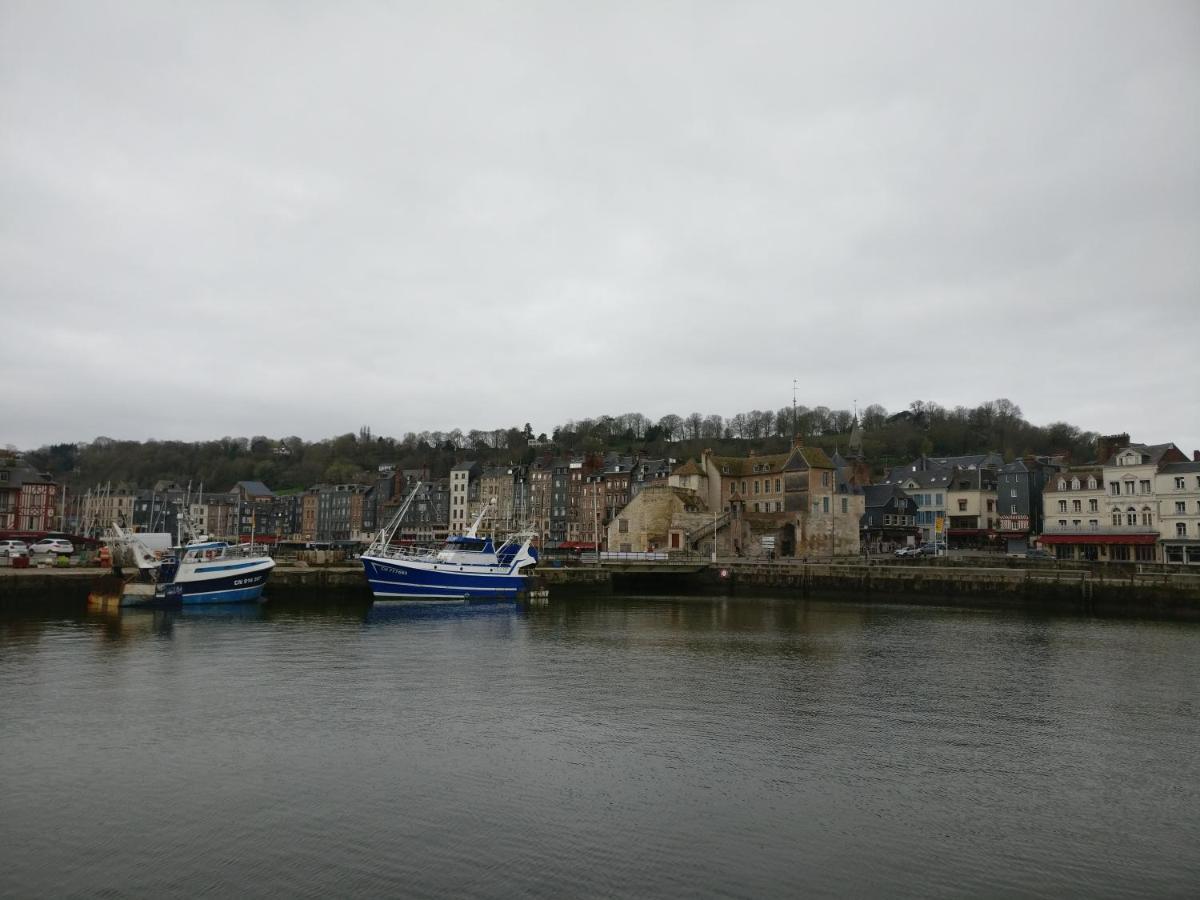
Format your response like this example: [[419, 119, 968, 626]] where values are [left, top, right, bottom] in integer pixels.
[[2, 594, 1198, 898]]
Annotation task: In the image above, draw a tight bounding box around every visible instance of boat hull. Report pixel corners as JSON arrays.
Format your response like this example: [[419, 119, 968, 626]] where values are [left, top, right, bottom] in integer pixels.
[[361, 555, 530, 600], [125, 559, 275, 606]]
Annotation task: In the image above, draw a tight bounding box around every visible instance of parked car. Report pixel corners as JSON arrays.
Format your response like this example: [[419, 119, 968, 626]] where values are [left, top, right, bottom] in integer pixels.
[[0, 539, 29, 557], [30, 538, 74, 555], [918, 542, 947, 556], [1025, 548, 1054, 561], [893, 545, 920, 558]]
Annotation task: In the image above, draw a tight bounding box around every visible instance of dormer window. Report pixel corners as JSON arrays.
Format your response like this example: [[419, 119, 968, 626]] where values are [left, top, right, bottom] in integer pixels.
[[1070, 478, 1079, 490], [1087, 477, 1096, 489]]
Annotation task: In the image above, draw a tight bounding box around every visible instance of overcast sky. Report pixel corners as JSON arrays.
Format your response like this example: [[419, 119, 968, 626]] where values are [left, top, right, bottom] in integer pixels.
[[2, 1, 1197, 455]]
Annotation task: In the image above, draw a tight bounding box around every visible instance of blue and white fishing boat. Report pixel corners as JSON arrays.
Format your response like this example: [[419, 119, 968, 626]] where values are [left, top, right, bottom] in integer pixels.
[[360, 483, 538, 600], [101, 523, 276, 606]]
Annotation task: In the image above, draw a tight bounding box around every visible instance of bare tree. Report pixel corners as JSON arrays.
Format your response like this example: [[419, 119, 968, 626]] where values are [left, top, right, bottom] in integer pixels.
[[861, 404, 888, 430], [657, 414, 683, 441]]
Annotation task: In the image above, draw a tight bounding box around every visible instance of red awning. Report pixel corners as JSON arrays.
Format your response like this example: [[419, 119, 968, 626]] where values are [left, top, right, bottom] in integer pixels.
[[1039, 534, 1157, 546]]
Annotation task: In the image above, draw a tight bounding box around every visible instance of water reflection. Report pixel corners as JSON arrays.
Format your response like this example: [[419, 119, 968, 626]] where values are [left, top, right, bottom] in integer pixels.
[[365, 599, 522, 625], [2, 593, 1199, 898]]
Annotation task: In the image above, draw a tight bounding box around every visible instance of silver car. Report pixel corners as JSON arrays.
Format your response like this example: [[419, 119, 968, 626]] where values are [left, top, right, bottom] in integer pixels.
[[0, 539, 29, 557], [30, 538, 74, 555]]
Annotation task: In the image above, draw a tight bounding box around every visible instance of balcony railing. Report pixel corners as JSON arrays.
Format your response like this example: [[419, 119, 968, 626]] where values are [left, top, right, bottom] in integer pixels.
[[1041, 523, 1158, 535]]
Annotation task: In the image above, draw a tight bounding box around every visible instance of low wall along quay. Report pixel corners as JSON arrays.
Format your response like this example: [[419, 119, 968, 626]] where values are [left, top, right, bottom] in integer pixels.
[[4, 556, 1199, 620]]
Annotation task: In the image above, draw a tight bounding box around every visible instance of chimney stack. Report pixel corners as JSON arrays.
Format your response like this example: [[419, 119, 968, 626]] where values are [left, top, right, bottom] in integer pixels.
[[1096, 433, 1130, 465]]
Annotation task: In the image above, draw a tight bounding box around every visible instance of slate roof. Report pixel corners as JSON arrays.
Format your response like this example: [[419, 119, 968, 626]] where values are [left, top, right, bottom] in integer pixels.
[[672, 459, 703, 477], [234, 480, 275, 498], [1104, 443, 1183, 467], [863, 483, 910, 509], [883, 468, 954, 490], [946, 467, 997, 491], [1159, 461, 1200, 474], [1043, 468, 1104, 493], [708, 452, 791, 477], [0, 461, 48, 488], [921, 452, 1004, 470]]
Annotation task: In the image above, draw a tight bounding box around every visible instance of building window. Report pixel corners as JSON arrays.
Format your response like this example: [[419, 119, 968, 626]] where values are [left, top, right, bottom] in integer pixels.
[[1058, 500, 1068, 513], [1058, 479, 1066, 490], [1126, 510, 1137, 526], [1089, 520, 1098, 530], [1010, 505, 1017, 514], [823, 496, 829, 513], [1176, 502, 1186, 514], [1089, 499, 1098, 512], [1071, 478, 1080, 490], [1088, 477, 1097, 489], [1072, 499, 1081, 513], [618, 519, 628, 533], [1112, 511, 1122, 526], [1111, 483, 1121, 496], [1139, 480, 1150, 493], [1010, 489, 1017, 498], [1176, 477, 1186, 490], [958, 499, 968, 512], [1142, 510, 1153, 526], [1178, 522, 1188, 537], [841, 497, 848, 514], [754, 480, 760, 494]]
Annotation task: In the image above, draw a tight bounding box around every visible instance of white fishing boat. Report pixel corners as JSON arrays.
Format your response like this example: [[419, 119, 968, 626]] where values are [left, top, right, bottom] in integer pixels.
[[91, 523, 275, 607]]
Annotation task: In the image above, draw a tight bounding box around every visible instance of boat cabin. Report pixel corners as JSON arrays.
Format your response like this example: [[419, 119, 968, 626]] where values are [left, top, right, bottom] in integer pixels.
[[181, 542, 229, 563], [435, 535, 497, 564]]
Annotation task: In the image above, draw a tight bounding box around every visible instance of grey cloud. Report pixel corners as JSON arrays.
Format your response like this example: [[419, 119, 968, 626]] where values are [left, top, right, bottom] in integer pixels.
[[1, 1, 1197, 453]]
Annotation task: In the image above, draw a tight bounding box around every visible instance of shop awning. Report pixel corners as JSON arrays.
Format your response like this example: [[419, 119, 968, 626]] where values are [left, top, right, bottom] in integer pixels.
[[1038, 534, 1157, 546]]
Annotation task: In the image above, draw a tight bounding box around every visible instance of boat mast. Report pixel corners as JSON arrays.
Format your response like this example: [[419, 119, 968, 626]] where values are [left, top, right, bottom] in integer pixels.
[[366, 480, 422, 555]]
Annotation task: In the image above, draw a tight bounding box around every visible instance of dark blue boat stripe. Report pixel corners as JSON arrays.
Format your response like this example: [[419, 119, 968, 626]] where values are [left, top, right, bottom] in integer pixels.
[[194, 561, 267, 573]]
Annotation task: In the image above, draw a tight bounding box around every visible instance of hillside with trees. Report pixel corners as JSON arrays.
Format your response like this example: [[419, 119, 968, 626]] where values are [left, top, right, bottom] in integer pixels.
[[16, 399, 1103, 492]]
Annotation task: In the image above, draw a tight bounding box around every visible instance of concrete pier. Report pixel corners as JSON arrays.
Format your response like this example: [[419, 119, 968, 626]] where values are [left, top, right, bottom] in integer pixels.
[[3, 559, 1199, 619]]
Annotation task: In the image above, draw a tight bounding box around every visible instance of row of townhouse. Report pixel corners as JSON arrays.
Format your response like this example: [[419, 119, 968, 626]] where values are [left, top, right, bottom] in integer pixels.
[[872, 435, 1200, 565], [879, 451, 1066, 549], [1040, 442, 1200, 564], [69, 480, 302, 542], [0, 457, 61, 533], [371, 454, 663, 550]]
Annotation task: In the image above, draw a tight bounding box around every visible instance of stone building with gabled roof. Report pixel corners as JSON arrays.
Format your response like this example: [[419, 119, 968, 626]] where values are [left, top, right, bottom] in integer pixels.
[[606, 485, 711, 554], [648, 440, 863, 557]]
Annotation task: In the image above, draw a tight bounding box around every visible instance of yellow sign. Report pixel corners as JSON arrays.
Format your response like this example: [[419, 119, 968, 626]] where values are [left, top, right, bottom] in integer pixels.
[[935, 516, 944, 534]]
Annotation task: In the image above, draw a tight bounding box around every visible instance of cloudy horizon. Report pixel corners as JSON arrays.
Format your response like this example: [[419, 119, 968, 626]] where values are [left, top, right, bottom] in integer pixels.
[[3, 1, 1198, 455]]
